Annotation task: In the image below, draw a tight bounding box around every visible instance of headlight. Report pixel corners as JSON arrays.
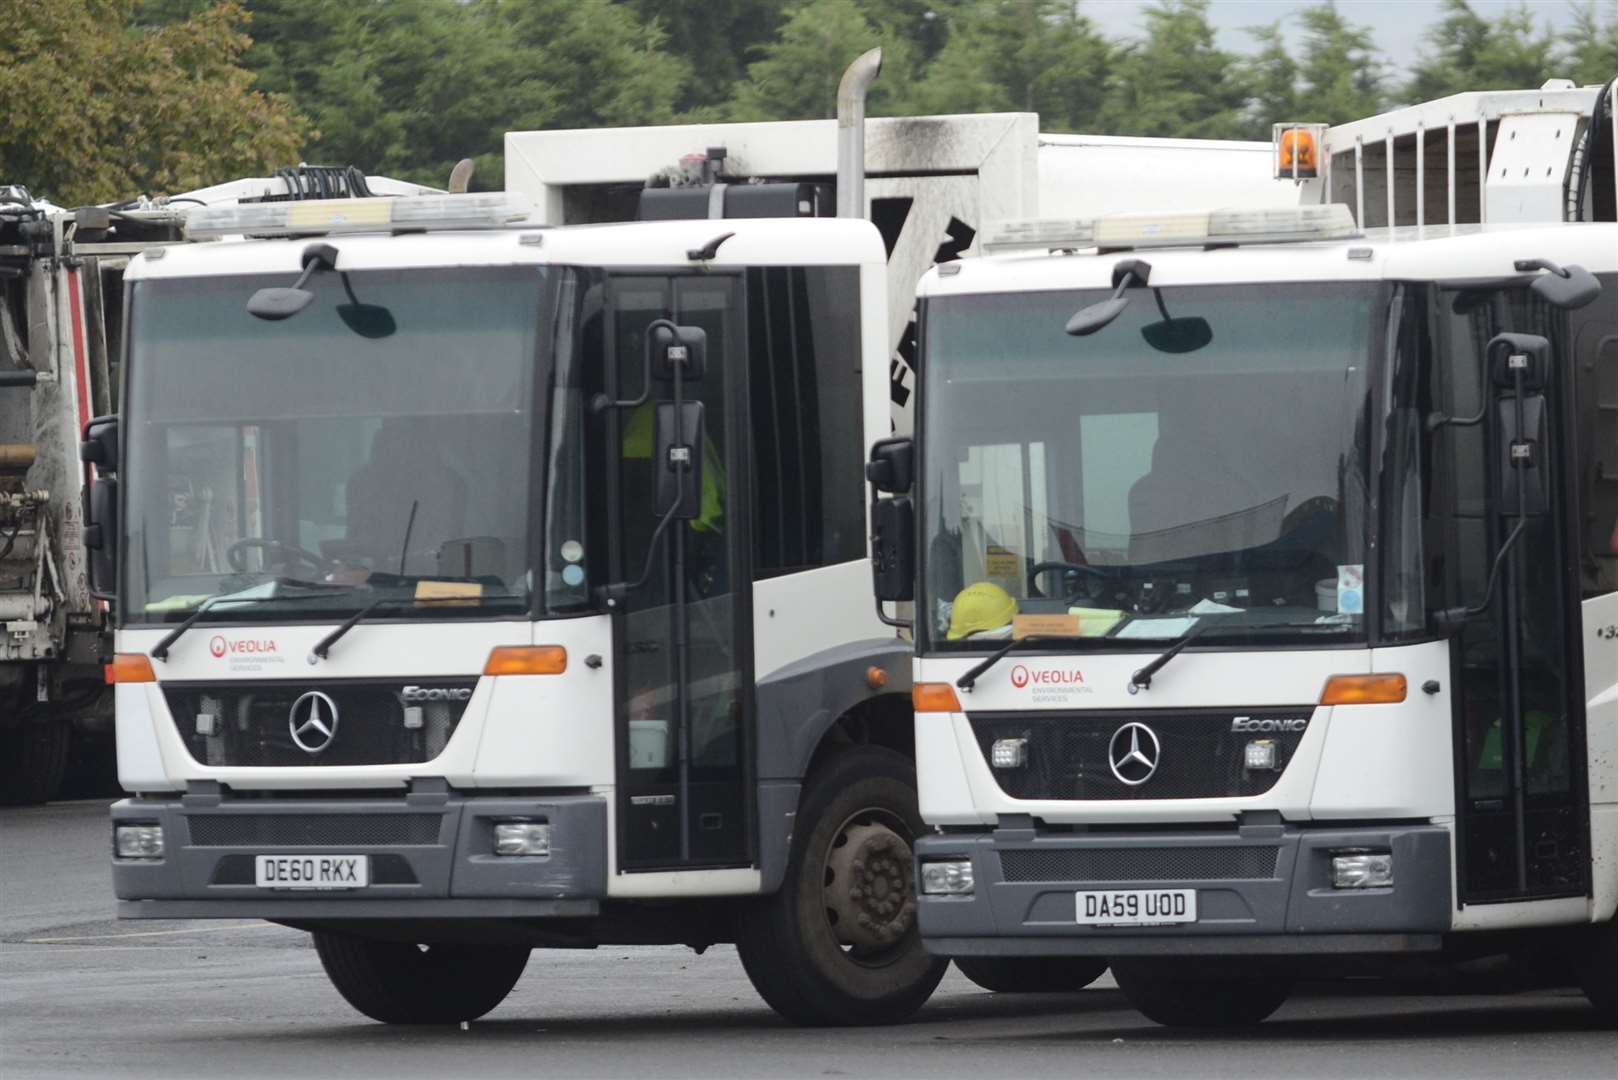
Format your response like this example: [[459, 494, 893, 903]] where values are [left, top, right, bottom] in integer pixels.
[[493, 822, 551, 857], [920, 858, 975, 895], [1331, 851, 1393, 888], [115, 824, 165, 859]]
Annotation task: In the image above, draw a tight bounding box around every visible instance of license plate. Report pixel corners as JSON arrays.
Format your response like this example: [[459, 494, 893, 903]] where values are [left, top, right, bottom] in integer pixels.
[[254, 854, 369, 890], [1075, 888, 1196, 926]]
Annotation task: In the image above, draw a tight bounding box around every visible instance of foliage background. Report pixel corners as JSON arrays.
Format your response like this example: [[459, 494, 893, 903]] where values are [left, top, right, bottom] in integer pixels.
[[3, 0, 1617, 204]]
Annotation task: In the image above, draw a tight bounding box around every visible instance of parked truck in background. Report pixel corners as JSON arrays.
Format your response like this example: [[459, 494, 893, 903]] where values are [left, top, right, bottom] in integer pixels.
[[871, 77, 1618, 1025], [0, 190, 188, 804]]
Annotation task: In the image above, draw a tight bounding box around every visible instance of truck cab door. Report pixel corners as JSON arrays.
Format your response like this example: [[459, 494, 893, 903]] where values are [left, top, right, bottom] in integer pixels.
[[605, 273, 752, 871], [1432, 294, 1590, 904]]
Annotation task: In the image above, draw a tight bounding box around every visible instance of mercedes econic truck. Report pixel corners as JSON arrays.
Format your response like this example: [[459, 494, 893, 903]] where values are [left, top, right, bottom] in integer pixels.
[[868, 78, 1618, 1025]]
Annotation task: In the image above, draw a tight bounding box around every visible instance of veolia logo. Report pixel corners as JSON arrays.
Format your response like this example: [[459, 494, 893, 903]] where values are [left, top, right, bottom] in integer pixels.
[[209, 636, 278, 658], [1014, 666, 1085, 687]]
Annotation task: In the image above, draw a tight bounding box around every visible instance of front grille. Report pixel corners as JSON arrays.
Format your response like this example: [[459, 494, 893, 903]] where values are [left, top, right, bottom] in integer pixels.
[[211, 853, 419, 885], [188, 814, 442, 847], [969, 708, 1312, 800], [164, 680, 475, 767], [1000, 845, 1279, 883]]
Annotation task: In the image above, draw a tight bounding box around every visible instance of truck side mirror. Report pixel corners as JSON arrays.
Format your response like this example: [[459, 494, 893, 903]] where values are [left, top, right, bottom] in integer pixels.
[[866, 436, 914, 495], [1433, 332, 1554, 631], [80, 415, 120, 601], [80, 414, 119, 473], [651, 323, 706, 381], [871, 496, 914, 603], [83, 475, 118, 601], [654, 401, 705, 520], [1489, 333, 1551, 516], [867, 436, 915, 621], [1515, 258, 1601, 310]]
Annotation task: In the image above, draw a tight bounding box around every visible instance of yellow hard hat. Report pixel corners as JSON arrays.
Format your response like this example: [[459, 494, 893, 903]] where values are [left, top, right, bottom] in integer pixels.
[[948, 582, 1017, 640]]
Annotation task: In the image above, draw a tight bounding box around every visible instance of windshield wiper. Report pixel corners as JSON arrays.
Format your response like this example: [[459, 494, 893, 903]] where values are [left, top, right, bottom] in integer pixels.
[[1129, 619, 1349, 693], [150, 582, 358, 661], [956, 635, 1088, 691], [308, 591, 516, 662]]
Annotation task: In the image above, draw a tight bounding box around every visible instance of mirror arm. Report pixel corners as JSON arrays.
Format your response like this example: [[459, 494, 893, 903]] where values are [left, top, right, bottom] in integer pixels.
[[592, 317, 679, 415], [874, 595, 911, 630], [601, 499, 682, 607], [1436, 361, 1534, 630], [1512, 257, 1570, 278], [1425, 404, 1487, 432], [1433, 518, 1526, 629]]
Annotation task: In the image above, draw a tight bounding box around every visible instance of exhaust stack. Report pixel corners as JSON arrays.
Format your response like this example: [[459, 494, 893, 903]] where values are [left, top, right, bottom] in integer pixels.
[[836, 47, 883, 219]]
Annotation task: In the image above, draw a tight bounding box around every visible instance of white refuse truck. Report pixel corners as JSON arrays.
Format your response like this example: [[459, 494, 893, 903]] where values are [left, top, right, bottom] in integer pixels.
[[1, 189, 191, 803], [868, 77, 1618, 1024]]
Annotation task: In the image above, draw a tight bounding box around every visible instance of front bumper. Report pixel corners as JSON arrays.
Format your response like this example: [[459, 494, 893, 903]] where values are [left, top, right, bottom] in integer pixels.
[[112, 788, 606, 920], [917, 821, 1452, 957]]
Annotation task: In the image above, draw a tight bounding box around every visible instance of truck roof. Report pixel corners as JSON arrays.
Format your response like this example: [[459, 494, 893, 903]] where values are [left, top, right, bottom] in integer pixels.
[[919, 221, 1618, 297], [125, 216, 886, 282]]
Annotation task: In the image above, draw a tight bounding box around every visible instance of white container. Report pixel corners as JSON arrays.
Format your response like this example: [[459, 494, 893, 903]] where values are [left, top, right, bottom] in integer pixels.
[[1315, 578, 1337, 613]]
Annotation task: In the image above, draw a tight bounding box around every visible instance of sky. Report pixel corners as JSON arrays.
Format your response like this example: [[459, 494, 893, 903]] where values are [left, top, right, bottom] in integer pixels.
[[1091, 0, 1587, 66]]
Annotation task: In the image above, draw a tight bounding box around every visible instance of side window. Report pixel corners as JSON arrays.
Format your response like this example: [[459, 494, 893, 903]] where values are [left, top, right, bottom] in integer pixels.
[[1574, 285, 1618, 598], [746, 266, 864, 579]]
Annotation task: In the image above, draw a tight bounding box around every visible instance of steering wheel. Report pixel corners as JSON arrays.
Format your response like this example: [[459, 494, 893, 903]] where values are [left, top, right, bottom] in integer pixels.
[[1028, 560, 1110, 602], [226, 538, 332, 576]]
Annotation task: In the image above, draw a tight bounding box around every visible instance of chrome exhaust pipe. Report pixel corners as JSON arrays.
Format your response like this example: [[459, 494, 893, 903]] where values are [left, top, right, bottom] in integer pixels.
[[836, 47, 883, 219]]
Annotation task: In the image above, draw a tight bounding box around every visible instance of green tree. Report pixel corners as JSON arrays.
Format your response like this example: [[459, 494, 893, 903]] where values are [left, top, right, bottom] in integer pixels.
[[1097, 0, 1248, 138], [1244, 22, 1300, 130], [908, 1, 1112, 131], [0, 0, 310, 205], [1294, 3, 1384, 121], [616, 0, 787, 112], [726, 0, 892, 121], [1407, 0, 1558, 101], [1564, 1, 1618, 86]]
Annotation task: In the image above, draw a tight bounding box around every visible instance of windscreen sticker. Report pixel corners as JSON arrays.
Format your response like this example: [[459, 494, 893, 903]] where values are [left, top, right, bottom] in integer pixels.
[[1336, 564, 1364, 614]]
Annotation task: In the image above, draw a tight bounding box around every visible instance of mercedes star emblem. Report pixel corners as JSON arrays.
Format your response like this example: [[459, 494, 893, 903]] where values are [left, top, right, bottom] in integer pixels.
[[288, 690, 340, 754], [1108, 722, 1161, 786]]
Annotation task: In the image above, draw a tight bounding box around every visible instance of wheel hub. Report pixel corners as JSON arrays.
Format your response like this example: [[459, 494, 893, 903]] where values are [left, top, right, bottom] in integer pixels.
[[824, 820, 916, 950]]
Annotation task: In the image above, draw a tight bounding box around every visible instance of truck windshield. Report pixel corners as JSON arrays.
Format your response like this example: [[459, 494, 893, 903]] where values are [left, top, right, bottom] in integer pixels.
[[919, 281, 1381, 650], [121, 266, 546, 624]]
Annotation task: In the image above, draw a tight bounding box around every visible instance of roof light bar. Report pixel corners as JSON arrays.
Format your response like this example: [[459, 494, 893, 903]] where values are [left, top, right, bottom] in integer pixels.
[[185, 192, 532, 239], [980, 203, 1359, 254]]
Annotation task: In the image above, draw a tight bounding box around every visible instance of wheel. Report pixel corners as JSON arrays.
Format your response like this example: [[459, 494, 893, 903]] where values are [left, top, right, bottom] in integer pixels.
[[0, 720, 71, 806], [736, 745, 948, 1026], [1110, 959, 1292, 1027], [312, 930, 530, 1024], [954, 956, 1108, 994], [1577, 917, 1618, 1027]]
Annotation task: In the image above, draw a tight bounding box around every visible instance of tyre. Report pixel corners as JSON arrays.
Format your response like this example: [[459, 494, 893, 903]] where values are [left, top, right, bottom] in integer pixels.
[[313, 930, 530, 1024], [954, 956, 1108, 994], [1111, 959, 1293, 1028], [736, 745, 948, 1026], [0, 721, 71, 806], [1577, 917, 1618, 1027]]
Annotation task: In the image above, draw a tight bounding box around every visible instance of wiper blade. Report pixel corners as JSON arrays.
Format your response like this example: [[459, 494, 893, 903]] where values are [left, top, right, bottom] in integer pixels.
[[1129, 619, 1349, 693], [308, 592, 514, 662], [956, 635, 1087, 692], [149, 583, 357, 661]]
